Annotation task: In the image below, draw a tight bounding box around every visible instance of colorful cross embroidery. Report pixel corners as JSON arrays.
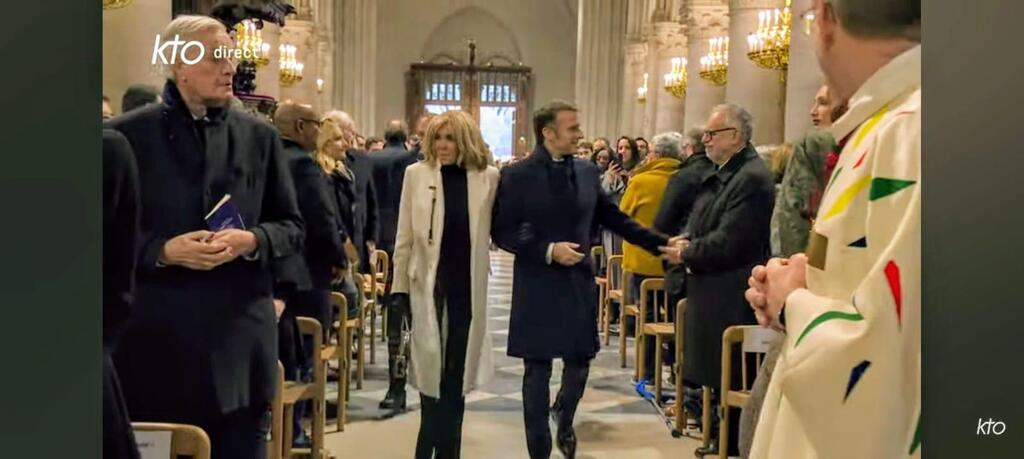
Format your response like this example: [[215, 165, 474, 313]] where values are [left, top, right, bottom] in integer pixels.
[[823, 175, 872, 220], [795, 311, 865, 347], [848, 236, 867, 248], [885, 261, 903, 327], [854, 149, 870, 169], [870, 178, 916, 201]]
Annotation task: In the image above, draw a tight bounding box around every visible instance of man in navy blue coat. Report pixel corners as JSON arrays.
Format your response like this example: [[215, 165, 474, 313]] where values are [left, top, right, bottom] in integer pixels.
[[108, 16, 304, 458], [492, 101, 672, 459]]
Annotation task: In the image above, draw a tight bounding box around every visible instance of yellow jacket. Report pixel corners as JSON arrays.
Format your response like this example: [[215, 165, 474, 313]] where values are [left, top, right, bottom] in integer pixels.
[[619, 156, 681, 276]]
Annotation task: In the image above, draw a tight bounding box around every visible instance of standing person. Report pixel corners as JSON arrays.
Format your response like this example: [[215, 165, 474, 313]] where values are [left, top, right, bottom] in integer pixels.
[[591, 137, 610, 154], [600, 135, 640, 332], [618, 132, 683, 383], [492, 101, 671, 459], [102, 129, 141, 459], [576, 140, 594, 160], [635, 137, 650, 162], [370, 118, 420, 411], [660, 103, 775, 457], [272, 102, 349, 447], [121, 84, 162, 114], [592, 147, 611, 172], [746, 0, 921, 457], [109, 15, 304, 458], [770, 85, 848, 257], [390, 110, 500, 459], [324, 110, 380, 274]]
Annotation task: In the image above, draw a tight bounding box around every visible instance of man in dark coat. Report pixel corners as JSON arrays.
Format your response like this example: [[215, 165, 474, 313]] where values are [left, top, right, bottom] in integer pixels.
[[492, 101, 670, 459], [102, 129, 141, 459], [109, 16, 304, 458], [369, 118, 419, 410], [272, 102, 348, 447], [661, 103, 775, 457]]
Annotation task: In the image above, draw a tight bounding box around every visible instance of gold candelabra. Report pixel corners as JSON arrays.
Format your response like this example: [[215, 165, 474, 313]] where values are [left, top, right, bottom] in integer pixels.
[[663, 57, 687, 98], [746, 0, 791, 79], [279, 44, 304, 87], [234, 20, 271, 67], [699, 36, 729, 86], [102, 0, 132, 9], [637, 73, 649, 103]]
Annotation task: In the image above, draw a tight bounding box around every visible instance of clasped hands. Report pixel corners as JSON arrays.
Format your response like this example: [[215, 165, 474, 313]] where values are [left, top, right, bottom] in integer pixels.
[[745, 254, 809, 332], [658, 235, 690, 264], [159, 229, 257, 271]]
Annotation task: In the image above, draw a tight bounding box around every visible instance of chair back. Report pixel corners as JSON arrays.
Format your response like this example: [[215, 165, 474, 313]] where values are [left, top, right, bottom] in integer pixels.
[[722, 326, 782, 393], [639, 278, 668, 322], [132, 422, 211, 459], [607, 255, 624, 292], [590, 245, 605, 274]]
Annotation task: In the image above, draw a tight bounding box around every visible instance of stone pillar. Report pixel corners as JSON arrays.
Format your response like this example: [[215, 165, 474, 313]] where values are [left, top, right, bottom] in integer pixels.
[[626, 0, 651, 42], [725, 0, 787, 145], [651, 22, 688, 135], [575, 0, 628, 140], [783, 0, 824, 141], [313, 0, 336, 113], [102, 0, 171, 113], [253, 24, 282, 101], [683, 0, 729, 130], [336, 0, 378, 136], [621, 42, 648, 136]]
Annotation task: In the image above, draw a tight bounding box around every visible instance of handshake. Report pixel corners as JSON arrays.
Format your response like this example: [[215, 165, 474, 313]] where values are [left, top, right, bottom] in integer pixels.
[[658, 235, 690, 265]]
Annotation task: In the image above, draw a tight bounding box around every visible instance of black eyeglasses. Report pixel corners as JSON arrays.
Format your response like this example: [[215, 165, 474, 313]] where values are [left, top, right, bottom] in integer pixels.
[[298, 118, 322, 127], [703, 127, 737, 139]]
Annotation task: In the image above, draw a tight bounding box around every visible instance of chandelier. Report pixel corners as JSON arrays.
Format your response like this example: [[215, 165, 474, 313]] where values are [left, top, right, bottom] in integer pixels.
[[637, 73, 649, 104], [279, 44, 304, 87], [663, 57, 687, 98], [233, 20, 271, 67], [746, 0, 791, 79], [102, 0, 132, 9], [699, 36, 728, 86]]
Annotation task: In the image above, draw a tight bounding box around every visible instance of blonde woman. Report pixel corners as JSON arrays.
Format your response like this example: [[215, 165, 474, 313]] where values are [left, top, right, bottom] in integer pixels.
[[391, 110, 499, 458]]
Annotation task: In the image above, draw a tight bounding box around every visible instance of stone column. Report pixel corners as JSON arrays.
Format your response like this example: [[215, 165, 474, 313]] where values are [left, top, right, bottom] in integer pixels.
[[253, 24, 282, 101], [575, 0, 628, 140], [626, 0, 651, 42], [783, 0, 824, 141], [620, 42, 648, 136], [102, 0, 171, 113], [651, 22, 688, 135], [683, 0, 729, 130], [335, 0, 378, 136], [725, 0, 787, 145]]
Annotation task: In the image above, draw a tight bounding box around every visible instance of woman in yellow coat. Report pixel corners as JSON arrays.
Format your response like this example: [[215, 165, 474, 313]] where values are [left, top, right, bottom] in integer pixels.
[[619, 132, 682, 382]]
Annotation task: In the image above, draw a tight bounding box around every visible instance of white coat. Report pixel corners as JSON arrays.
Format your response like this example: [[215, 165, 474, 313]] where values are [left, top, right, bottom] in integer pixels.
[[390, 161, 499, 398]]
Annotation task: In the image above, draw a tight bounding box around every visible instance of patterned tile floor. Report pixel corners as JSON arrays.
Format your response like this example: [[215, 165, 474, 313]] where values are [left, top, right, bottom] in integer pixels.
[[323, 250, 707, 458]]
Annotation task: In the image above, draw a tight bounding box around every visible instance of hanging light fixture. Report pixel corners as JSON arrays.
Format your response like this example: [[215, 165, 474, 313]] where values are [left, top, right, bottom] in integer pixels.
[[699, 36, 729, 86], [663, 57, 687, 98]]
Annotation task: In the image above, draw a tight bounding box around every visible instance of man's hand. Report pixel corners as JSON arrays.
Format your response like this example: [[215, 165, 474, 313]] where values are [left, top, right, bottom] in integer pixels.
[[551, 242, 585, 266], [273, 298, 286, 321], [746, 264, 770, 326], [659, 237, 690, 265], [209, 229, 258, 260], [367, 240, 377, 255], [159, 230, 234, 271], [344, 238, 360, 263], [757, 254, 809, 332]]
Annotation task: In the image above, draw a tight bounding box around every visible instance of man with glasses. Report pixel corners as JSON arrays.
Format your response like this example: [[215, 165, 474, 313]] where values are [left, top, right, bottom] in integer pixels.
[[272, 101, 349, 448], [660, 103, 775, 457], [746, 0, 920, 457]]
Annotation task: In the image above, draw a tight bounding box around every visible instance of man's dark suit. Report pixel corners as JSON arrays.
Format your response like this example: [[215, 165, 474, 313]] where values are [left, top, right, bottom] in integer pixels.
[[343, 149, 380, 272], [652, 151, 715, 303], [109, 81, 304, 458], [492, 145, 668, 458], [369, 140, 418, 255], [102, 129, 141, 459]]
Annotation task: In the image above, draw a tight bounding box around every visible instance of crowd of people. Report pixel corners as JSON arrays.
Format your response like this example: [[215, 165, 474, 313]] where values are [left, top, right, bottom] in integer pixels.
[[103, 0, 920, 457]]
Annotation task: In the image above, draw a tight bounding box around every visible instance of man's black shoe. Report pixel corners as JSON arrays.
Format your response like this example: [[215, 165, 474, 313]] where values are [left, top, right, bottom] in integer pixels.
[[292, 430, 312, 449], [556, 429, 577, 459], [694, 443, 718, 457]]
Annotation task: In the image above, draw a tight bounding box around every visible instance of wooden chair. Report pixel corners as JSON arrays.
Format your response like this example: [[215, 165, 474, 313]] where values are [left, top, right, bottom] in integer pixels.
[[328, 292, 353, 432], [279, 318, 327, 459], [717, 325, 779, 459], [269, 362, 285, 459], [132, 422, 211, 459], [591, 246, 608, 337], [605, 255, 624, 346], [671, 299, 688, 433], [634, 277, 667, 383], [363, 249, 390, 364], [619, 271, 643, 369], [639, 286, 675, 407]]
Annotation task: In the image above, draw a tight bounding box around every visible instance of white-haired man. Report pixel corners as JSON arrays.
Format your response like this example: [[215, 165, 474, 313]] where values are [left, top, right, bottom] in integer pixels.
[[108, 15, 304, 458], [745, 0, 921, 457]]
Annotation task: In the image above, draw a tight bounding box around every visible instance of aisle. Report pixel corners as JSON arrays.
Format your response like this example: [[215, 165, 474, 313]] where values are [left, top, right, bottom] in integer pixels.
[[324, 250, 701, 458]]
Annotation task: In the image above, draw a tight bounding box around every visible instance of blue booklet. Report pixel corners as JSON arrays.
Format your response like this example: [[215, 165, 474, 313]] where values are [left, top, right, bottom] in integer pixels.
[[204, 194, 246, 232]]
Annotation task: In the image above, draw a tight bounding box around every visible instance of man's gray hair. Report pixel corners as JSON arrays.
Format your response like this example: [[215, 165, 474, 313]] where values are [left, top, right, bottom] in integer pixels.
[[684, 127, 705, 154], [832, 0, 920, 42], [324, 110, 357, 133], [710, 103, 754, 143], [159, 15, 227, 80], [651, 132, 684, 159]]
